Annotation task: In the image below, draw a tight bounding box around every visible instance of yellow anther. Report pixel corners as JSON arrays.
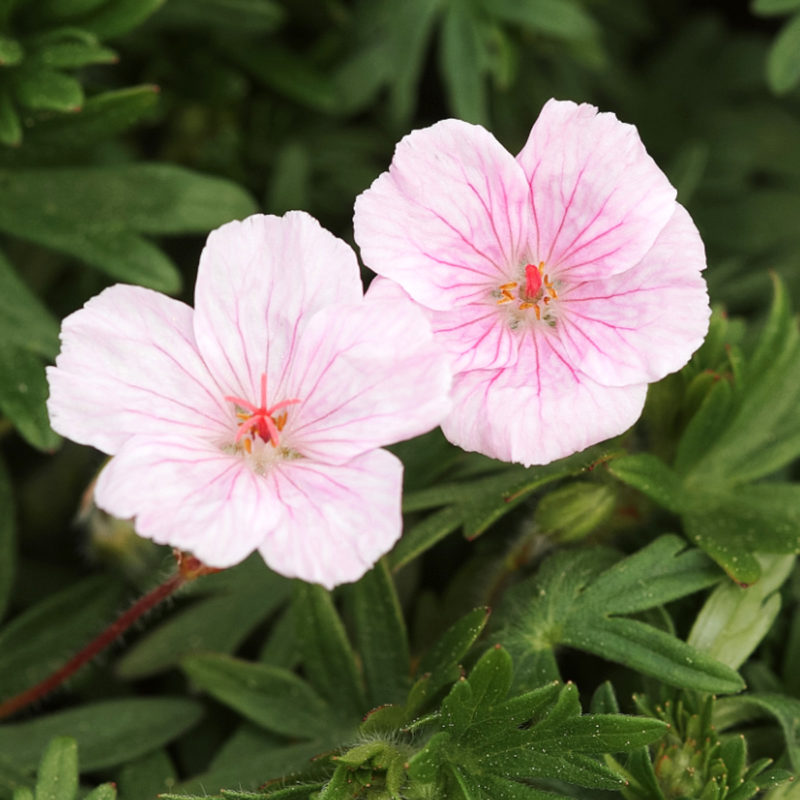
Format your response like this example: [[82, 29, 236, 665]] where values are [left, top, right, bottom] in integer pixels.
[[534, 305, 541, 320], [243, 437, 252, 454], [499, 282, 518, 290]]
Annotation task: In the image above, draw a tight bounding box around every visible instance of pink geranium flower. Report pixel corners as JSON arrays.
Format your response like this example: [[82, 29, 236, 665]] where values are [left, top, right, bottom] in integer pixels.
[[47, 212, 451, 588], [354, 99, 710, 466]]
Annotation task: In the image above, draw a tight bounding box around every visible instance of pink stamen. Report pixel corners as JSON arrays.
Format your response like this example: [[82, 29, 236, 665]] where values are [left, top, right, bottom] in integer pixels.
[[225, 374, 300, 448], [525, 263, 542, 298]]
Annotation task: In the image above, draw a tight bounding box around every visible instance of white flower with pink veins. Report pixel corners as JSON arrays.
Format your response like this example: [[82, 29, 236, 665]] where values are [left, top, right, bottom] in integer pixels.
[[47, 211, 452, 588], [355, 99, 711, 466]]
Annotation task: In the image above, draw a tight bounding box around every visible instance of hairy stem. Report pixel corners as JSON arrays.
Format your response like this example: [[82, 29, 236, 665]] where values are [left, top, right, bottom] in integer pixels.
[[0, 552, 218, 720]]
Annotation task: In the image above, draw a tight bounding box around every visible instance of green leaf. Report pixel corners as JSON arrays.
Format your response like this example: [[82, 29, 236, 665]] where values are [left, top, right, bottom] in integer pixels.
[[38, 0, 108, 19], [0, 575, 125, 701], [116, 749, 176, 800], [22, 86, 160, 152], [0, 164, 255, 291], [769, 13, 800, 93], [34, 738, 77, 800], [0, 251, 59, 358], [0, 344, 60, 451], [572, 534, 721, 615], [115, 557, 290, 679], [461, 459, 584, 539], [394, 454, 590, 570], [0, 37, 22, 66], [0, 753, 32, 800], [419, 654, 665, 795], [81, 786, 115, 800], [483, 0, 599, 40], [350, 559, 410, 707], [0, 90, 21, 147], [390, 504, 464, 571], [0, 164, 257, 236], [153, 0, 284, 33], [682, 483, 800, 584], [12, 68, 83, 112], [607, 454, 685, 513], [678, 277, 800, 484], [497, 539, 743, 694], [221, 41, 339, 113], [385, 0, 443, 124], [182, 654, 336, 740], [27, 228, 178, 291], [0, 698, 204, 771], [266, 142, 310, 216], [0, 457, 14, 623], [716, 694, 800, 771], [753, 0, 800, 13], [439, 0, 487, 125], [78, 0, 166, 38], [293, 583, 365, 722], [565, 617, 744, 694], [174, 738, 326, 796], [31, 40, 117, 69], [418, 606, 490, 685]]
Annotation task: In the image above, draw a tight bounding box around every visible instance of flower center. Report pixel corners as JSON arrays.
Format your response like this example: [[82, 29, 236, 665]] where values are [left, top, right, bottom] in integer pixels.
[[224, 373, 300, 455], [495, 261, 558, 321]]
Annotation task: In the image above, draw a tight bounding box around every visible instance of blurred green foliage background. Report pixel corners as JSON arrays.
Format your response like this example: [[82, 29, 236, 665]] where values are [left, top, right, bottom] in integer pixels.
[[3, 0, 800, 796]]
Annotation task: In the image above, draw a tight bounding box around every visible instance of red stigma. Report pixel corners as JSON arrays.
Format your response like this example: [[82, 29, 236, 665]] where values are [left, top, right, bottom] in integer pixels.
[[524, 263, 542, 298], [225, 373, 300, 448]]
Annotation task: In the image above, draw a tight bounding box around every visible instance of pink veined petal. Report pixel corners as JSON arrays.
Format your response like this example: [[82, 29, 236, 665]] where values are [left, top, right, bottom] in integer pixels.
[[46, 285, 229, 455], [94, 434, 285, 568], [354, 119, 532, 311], [441, 333, 647, 466], [553, 205, 710, 387], [261, 449, 403, 588], [366, 276, 518, 372], [516, 99, 677, 282], [193, 211, 363, 403], [282, 296, 452, 464]]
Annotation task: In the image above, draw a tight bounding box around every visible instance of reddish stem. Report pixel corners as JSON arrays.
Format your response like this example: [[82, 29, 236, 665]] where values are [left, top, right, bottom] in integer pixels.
[[0, 571, 186, 720]]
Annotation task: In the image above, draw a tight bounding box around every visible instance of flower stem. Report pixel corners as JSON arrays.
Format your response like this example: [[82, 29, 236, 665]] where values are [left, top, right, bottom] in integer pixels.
[[0, 552, 219, 721]]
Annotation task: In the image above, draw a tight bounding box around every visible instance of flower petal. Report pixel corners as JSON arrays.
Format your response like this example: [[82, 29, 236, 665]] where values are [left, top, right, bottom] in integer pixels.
[[283, 295, 452, 463], [194, 211, 363, 403], [262, 449, 403, 588], [553, 205, 710, 386], [354, 119, 531, 311], [47, 285, 228, 455], [367, 276, 518, 372], [441, 332, 647, 466], [516, 99, 677, 282], [94, 435, 285, 568]]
